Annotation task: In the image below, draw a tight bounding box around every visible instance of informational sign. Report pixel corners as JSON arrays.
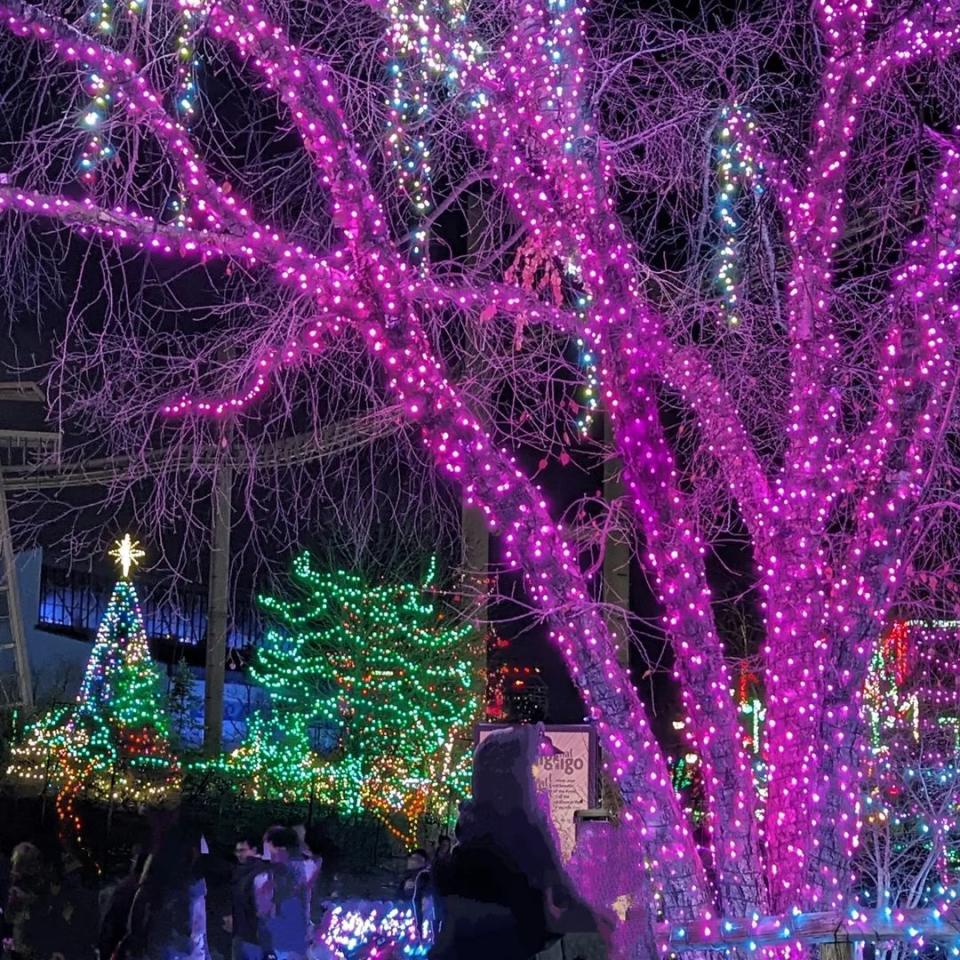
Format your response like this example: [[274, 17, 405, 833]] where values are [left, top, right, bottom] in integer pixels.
[[476, 723, 596, 861]]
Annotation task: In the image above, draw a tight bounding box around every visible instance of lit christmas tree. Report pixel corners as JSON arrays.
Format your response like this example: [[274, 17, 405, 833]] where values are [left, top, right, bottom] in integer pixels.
[[224, 554, 481, 840], [220, 627, 330, 802], [7, 536, 180, 826]]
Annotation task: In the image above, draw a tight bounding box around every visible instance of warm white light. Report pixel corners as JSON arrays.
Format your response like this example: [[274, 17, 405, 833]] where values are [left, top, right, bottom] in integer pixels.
[[109, 533, 145, 579]]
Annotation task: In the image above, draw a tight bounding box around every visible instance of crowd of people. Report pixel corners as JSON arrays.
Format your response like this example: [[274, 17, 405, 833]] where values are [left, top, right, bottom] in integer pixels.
[[0, 816, 460, 960], [0, 804, 607, 960], [0, 726, 611, 960], [0, 817, 349, 960]]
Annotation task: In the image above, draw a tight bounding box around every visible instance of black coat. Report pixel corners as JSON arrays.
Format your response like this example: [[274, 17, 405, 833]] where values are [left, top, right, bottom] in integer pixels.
[[429, 841, 548, 960]]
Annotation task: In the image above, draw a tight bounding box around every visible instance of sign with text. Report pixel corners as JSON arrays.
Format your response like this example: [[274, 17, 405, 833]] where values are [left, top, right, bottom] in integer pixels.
[[476, 723, 596, 861]]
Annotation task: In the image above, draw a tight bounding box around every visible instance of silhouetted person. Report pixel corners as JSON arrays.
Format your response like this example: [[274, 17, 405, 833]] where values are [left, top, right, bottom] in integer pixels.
[[396, 850, 432, 937], [3, 841, 95, 960], [433, 836, 451, 863], [112, 826, 208, 960], [99, 847, 147, 960], [396, 849, 428, 900], [227, 835, 263, 960], [4, 842, 49, 960], [253, 826, 316, 960], [300, 829, 329, 929], [431, 837, 451, 934], [429, 725, 608, 960], [193, 836, 233, 960], [54, 848, 99, 960]]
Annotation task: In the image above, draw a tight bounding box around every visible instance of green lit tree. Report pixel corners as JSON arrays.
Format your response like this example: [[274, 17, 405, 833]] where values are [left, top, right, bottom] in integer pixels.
[[225, 554, 481, 840], [222, 629, 327, 801], [7, 536, 180, 823]]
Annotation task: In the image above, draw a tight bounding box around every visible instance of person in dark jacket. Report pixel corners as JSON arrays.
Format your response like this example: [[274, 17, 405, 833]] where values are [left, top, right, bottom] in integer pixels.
[[397, 851, 432, 938], [430, 838, 451, 935], [53, 850, 99, 960], [429, 725, 608, 960], [98, 847, 147, 960], [112, 826, 208, 960], [396, 849, 429, 908], [300, 830, 330, 929], [4, 843, 59, 960], [227, 836, 263, 960], [433, 837, 451, 863]]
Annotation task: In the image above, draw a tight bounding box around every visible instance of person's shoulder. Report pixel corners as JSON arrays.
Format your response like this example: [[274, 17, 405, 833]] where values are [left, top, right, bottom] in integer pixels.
[[7, 882, 34, 906]]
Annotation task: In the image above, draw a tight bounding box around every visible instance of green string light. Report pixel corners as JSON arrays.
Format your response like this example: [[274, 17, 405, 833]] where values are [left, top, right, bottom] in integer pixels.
[[217, 555, 481, 842]]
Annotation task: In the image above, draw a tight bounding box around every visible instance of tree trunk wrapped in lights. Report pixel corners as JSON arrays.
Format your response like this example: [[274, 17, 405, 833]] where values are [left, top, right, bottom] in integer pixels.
[[1, 0, 960, 949]]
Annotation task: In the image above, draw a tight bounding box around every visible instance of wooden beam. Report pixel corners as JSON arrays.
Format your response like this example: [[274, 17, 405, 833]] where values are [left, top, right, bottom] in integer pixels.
[[0, 406, 404, 491], [461, 499, 489, 702]]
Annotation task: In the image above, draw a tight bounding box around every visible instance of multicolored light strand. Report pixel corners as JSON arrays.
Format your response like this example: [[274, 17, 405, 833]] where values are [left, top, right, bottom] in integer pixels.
[[317, 901, 431, 959], [382, 0, 472, 231], [380, 0, 478, 270], [77, 0, 129, 182], [174, 0, 205, 121], [168, 0, 210, 227], [570, 281, 598, 435], [712, 106, 765, 328]]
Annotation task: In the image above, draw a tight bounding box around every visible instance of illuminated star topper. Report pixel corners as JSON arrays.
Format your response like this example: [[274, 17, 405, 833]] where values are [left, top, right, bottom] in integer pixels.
[[109, 533, 145, 579]]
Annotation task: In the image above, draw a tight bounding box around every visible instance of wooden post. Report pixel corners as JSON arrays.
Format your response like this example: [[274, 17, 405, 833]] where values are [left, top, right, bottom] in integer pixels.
[[461, 500, 490, 698], [0, 477, 34, 711], [461, 194, 491, 704], [203, 447, 232, 757], [601, 413, 631, 666], [821, 941, 853, 960]]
